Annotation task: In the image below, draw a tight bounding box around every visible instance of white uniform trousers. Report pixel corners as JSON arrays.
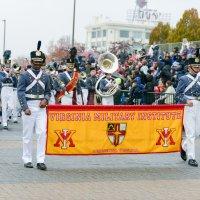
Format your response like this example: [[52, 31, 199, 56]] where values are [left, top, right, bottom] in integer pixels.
[[182, 100, 200, 160], [22, 100, 47, 164], [77, 88, 88, 105], [61, 92, 73, 105], [1, 86, 14, 126], [49, 91, 56, 105], [102, 95, 114, 105], [12, 89, 21, 122]]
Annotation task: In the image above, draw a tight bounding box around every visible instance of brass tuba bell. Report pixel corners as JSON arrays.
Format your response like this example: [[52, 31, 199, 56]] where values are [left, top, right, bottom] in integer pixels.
[[95, 52, 119, 97], [98, 52, 118, 74]]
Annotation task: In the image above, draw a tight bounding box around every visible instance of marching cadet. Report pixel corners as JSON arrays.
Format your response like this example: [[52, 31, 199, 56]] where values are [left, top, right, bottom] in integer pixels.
[[47, 66, 65, 104], [17, 41, 51, 170], [99, 73, 115, 105], [176, 58, 200, 167], [0, 63, 17, 129], [12, 63, 21, 123], [59, 64, 74, 105], [76, 72, 88, 105], [59, 47, 79, 105], [86, 67, 98, 105]]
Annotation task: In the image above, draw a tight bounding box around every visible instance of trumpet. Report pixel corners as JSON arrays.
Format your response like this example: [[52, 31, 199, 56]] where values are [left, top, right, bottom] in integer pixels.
[[12, 63, 21, 74], [50, 71, 65, 89], [79, 71, 87, 80]]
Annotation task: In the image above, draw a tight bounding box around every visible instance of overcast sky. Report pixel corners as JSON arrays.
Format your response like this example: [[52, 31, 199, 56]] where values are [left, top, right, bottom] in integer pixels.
[[0, 0, 200, 58]]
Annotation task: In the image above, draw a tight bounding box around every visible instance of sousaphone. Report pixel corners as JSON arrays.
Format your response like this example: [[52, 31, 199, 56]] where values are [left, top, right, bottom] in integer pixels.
[[95, 52, 119, 97]]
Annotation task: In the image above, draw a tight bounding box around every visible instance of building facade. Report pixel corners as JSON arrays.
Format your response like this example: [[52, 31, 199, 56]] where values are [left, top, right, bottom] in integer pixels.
[[85, 20, 154, 51]]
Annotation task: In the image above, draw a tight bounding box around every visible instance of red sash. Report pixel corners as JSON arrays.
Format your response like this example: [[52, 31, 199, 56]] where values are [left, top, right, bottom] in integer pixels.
[[55, 71, 79, 102]]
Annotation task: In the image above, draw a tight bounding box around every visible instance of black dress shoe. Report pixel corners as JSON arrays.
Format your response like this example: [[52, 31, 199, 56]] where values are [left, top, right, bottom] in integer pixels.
[[3, 126, 8, 130], [24, 162, 33, 168], [37, 163, 47, 171], [188, 159, 198, 167], [180, 148, 187, 161]]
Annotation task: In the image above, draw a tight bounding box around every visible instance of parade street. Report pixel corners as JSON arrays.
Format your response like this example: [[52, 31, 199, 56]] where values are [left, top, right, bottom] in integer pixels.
[[0, 120, 199, 200]]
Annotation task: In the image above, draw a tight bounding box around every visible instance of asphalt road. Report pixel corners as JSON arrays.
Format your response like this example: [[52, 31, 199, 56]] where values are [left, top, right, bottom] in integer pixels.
[[0, 119, 200, 200]]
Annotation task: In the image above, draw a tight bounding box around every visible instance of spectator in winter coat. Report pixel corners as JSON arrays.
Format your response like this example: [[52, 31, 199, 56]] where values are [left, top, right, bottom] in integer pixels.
[[144, 74, 155, 104], [129, 77, 144, 105], [155, 80, 176, 104]]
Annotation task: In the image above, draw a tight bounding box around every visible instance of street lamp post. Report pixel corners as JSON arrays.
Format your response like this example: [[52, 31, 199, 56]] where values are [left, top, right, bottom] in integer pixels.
[[2, 19, 6, 56], [72, 0, 76, 47]]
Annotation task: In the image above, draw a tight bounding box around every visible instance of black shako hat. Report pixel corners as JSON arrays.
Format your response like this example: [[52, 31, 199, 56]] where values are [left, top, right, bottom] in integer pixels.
[[69, 47, 77, 57], [67, 47, 78, 63], [188, 57, 200, 67], [66, 47, 80, 71], [30, 41, 46, 66]]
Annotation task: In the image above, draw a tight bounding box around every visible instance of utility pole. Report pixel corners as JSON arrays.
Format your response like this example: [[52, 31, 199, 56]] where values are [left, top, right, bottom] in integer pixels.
[[72, 0, 76, 47], [2, 19, 6, 62]]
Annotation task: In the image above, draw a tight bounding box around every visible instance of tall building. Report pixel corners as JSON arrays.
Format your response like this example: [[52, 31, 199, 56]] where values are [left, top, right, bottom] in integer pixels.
[[85, 1, 171, 51], [85, 18, 154, 51]]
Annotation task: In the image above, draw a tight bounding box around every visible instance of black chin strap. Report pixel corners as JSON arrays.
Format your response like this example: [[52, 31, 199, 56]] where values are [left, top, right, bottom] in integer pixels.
[[190, 66, 199, 75]]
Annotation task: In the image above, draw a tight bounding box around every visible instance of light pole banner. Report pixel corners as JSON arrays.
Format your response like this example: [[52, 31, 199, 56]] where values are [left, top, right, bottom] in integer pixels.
[[46, 105, 184, 155]]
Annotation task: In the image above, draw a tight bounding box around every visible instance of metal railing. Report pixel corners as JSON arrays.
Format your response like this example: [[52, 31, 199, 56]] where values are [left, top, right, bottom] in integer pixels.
[[145, 40, 200, 53], [114, 90, 176, 105]]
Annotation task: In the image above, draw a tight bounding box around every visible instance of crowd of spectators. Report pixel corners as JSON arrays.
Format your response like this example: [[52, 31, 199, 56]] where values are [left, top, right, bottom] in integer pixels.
[[60, 40, 198, 105]]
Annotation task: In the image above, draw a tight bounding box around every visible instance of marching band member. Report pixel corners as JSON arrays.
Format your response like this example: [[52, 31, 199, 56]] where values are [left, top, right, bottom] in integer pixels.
[[47, 66, 65, 104], [12, 63, 21, 123], [86, 67, 98, 105], [176, 58, 200, 167], [47, 67, 56, 104], [17, 41, 51, 170], [99, 73, 114, 105], [59, 64, 74, 105], [0, 63, 17, 129], [59, 47, 79, 105], [76, 72, 88, 105]]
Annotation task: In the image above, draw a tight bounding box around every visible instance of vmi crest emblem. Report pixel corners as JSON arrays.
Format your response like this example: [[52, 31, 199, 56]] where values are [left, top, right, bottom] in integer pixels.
[[54, 129, 76, 149], [107, 123, 127, 146], [156, 128, 176, 147]]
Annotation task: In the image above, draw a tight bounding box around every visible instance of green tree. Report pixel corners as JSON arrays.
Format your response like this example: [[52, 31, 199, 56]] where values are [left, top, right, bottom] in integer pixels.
[[149, 22, 171, 44], [168, 8, 200, 43]]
